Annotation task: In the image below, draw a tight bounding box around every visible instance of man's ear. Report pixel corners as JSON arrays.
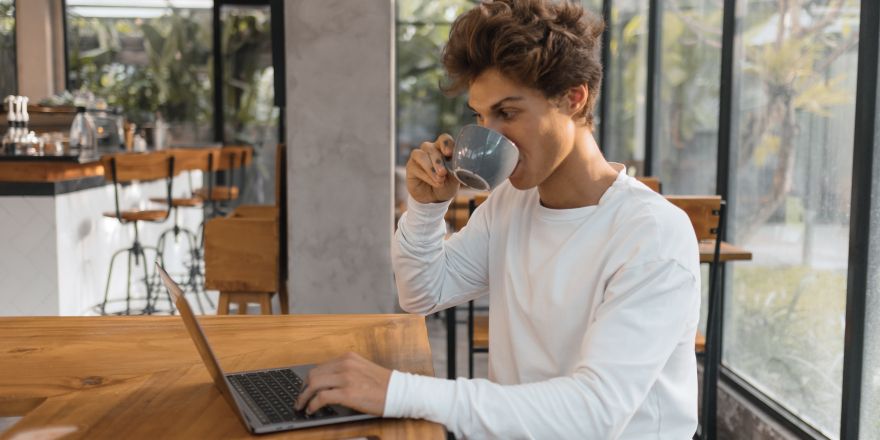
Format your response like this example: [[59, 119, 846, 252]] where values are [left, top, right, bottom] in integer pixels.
[[564, 85, 589, 116]]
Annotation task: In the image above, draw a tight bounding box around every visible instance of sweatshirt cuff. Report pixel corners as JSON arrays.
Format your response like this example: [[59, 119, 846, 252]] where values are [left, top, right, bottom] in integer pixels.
[[404, 195, 452, 222], [383, 370, 457, 422]]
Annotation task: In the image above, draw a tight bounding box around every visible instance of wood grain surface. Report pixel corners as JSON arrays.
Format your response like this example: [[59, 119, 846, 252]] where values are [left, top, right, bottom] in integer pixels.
[[0, 161, 103, 182], [205, 217, 279, 293], [0, 315, 444, 439]]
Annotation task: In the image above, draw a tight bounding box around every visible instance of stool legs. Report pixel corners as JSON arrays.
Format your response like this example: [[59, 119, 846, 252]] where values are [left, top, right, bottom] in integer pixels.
[[155, 207, 210, 313], [99, 223, 158, 315]]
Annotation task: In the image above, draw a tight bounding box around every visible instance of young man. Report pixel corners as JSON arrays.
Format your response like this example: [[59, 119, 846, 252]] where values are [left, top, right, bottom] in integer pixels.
[[296, 0, 701, 438]]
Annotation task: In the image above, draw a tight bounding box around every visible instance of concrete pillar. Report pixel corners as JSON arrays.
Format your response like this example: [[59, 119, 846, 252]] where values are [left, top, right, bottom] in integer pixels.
[[283, 0, 396, 313]]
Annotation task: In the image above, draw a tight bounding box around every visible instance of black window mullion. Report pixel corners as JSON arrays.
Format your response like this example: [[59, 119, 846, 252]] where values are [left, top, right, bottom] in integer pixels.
[[840, 0, 880, 438], [598, 0, 611, 154], [644, 0, 660, 177], [715, 0, 736, 206], [212, 2, 222, 143], [61, 0, 69, 90]]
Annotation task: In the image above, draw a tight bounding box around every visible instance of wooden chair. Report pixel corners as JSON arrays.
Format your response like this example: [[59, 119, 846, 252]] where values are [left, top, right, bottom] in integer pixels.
[[635, 176, 662, 193], [98, 151, 175, 315], [665, 195, 725, 440], [205, 144, 288, 315]]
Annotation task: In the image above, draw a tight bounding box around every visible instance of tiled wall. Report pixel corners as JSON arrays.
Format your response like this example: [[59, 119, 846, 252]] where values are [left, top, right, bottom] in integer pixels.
[[0, 196, 59, 315], [0, 173, 202, 316]]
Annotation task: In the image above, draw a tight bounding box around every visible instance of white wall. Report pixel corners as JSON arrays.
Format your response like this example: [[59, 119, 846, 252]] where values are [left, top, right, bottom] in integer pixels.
[[0, 174, 203, 316], [284, 0, 396, 313]]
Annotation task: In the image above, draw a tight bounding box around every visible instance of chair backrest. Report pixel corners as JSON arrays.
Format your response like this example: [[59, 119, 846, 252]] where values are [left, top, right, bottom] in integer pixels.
[[637, 176, 662, 193], [168, 148, 219, 174], [101, 151, 174, 183], [204, 217, 279, 292], [216, 145, 253, 172], [101, 151, 175, 222], [665, 195, 721, 241]]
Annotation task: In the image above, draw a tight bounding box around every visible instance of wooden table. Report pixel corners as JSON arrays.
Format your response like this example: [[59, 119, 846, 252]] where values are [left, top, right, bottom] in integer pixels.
[[699, 240, 752, 262], [0, 315, 444, 439]]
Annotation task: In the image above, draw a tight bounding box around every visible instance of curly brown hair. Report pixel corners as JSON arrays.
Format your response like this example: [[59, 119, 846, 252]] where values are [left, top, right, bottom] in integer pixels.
[[441, 0, 604, 128]]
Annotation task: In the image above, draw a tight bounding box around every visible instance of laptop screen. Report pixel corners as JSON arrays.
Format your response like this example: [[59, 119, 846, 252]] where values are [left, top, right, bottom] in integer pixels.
[[156, 264, 239, 411]]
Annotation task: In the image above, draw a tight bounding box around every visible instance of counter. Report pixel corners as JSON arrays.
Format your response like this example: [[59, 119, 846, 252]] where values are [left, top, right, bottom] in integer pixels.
[[0, 150, 207, 316]]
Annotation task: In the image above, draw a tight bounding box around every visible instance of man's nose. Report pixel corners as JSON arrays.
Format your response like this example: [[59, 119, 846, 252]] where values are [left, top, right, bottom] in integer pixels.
[[482, 119, 504, 134]]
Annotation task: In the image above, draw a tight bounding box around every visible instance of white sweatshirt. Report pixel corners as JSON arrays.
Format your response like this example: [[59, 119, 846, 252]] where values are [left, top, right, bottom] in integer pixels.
[[387, 168, 701, 439]]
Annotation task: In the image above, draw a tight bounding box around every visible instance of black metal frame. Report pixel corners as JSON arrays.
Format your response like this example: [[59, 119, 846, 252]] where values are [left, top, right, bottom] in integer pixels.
[[213, 0, 284, 144], [6, 0, 19, 95], [840, 0, 879, 438], [61, 0, 69, 90], [698, 200, 725, 440], [643, 0, 660, 177], [598, 0, 612, 153]]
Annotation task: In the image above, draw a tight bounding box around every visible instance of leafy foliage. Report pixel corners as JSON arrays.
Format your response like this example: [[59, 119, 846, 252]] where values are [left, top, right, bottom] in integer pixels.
[[67, 9, 212, 126]]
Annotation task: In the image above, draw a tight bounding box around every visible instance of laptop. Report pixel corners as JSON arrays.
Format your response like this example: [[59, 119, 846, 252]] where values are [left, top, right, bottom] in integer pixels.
[[156, 264, 377, 434]]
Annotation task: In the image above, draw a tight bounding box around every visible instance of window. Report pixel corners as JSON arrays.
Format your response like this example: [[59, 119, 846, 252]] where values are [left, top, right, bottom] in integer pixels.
[[0, 0, 14, 97], [579, 0, 603, 139], [603, 0, 649, 174], [65, 1, 213, 143], [218, 3, 279, 203], [724, 0, 860, 436], [862, 46, 880, 440], [655, 0, 720, 195], [395, 0, 475, 168]]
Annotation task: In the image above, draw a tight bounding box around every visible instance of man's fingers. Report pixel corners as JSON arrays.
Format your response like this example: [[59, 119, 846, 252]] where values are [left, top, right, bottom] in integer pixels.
[[408, 150, 443, 187], [419, 141, 448, 177], [295, 372, 346, 411], [306, 388, 347, 415], [435, 134, 455, 157]]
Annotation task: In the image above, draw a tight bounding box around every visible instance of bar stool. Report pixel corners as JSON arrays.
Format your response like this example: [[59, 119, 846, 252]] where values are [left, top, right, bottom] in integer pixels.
[[151, 147, 219, 313], [195, 145, 253, 220], [98, 151, 175, 315]]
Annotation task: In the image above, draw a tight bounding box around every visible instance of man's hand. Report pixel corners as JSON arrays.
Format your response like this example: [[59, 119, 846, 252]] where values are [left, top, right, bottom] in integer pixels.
[[294, 352, 392, 416], [406, 133, 460, 204]]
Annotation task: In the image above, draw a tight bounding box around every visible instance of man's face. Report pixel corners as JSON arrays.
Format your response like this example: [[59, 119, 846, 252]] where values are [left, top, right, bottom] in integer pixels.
[[467, 68, 578, 190]]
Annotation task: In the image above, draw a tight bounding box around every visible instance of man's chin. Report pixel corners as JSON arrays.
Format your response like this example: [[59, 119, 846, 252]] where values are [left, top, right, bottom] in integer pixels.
[[508, 176, 533, 190]]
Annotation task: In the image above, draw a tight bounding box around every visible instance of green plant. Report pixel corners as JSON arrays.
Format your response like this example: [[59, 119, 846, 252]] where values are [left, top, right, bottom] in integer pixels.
[[67, 8, 212, 126]]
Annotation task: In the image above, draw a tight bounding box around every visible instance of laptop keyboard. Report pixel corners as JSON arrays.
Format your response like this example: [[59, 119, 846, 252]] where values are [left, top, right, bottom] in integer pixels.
[[227, 369, 338, 425]]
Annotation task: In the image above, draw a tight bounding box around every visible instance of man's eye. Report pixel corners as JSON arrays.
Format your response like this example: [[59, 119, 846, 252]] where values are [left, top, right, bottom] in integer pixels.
[[499, 110, 516, 120]]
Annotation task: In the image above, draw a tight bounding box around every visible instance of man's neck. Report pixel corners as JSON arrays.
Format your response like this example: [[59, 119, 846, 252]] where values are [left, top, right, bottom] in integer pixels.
[[537, 131, 619, 210]]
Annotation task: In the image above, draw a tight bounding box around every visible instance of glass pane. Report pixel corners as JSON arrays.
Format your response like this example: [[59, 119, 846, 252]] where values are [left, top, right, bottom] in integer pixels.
[[580, 0, 603, 13], [220, 4, 279, 204], [0, 0, 14, 97], [862, 34, 880, 440], [603, 0, 648, 174], [724, 1, 860, 437], [66, 1, 213, 144], [579, 0, 603, 140], [656, 0, 720, 194], [396, 0, 474, 169]]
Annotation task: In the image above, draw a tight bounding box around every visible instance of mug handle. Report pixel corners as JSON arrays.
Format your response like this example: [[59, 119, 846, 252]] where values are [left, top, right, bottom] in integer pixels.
[[442, 155, 459, 184]]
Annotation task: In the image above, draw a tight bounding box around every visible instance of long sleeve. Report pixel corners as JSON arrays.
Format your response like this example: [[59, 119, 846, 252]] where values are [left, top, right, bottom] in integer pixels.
[[391, 195, 491, 314], [383, 259, 700, 439]]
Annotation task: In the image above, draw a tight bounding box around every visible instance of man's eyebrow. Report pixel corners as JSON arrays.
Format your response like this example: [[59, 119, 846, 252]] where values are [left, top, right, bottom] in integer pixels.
[[466, 96, 525, 113]]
